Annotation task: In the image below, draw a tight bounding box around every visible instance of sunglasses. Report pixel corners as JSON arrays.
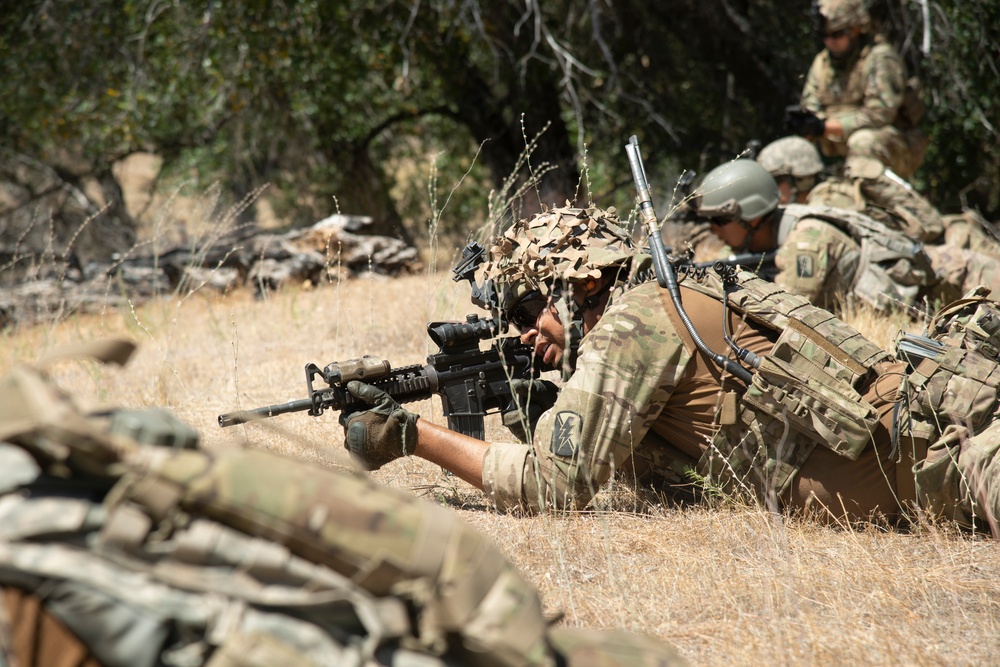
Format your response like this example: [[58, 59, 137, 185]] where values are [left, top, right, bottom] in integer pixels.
[[822, 29, 849, 40], [507, 291, 551, 331]]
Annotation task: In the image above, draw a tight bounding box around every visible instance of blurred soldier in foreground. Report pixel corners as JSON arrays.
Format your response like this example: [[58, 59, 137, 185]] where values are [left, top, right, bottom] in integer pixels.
[[0, 340, 685, 667], [791, 0, 926, 179], [340, 205, 1000, 533]]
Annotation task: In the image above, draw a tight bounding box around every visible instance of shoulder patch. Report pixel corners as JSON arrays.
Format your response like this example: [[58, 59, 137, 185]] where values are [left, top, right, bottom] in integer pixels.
[[550, 411, 582, 457], [796, 254, 815, 278]]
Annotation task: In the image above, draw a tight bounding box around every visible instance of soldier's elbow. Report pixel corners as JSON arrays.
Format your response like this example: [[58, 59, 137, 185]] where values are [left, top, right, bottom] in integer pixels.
[[538, 469, 603, 511]]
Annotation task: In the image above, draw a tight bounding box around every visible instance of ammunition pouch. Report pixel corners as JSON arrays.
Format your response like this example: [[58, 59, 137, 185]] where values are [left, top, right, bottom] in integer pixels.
[[901, 291, 1000, 442], [851, 235, 933, 311], [897, 291, 1000, 521]]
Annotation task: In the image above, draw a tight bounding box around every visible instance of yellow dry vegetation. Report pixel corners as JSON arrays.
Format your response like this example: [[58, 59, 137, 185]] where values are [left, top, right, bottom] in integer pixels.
[[2, 270, 999, 666]]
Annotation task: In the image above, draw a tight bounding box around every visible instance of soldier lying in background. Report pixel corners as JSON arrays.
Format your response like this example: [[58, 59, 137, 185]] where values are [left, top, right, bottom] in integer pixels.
[[0, 339, 685, 667], [754, 136, 1000, 306], [695, 158, 939, 313], [756, 135, 944, 243]]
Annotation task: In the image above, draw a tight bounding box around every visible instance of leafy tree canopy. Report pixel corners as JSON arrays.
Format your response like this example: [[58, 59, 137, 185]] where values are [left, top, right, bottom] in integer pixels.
[[1, 0, 997, 257]]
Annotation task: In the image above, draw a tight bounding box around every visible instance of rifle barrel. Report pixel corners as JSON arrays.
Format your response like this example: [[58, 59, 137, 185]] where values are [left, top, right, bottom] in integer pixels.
[[218, 398, 315, 428]]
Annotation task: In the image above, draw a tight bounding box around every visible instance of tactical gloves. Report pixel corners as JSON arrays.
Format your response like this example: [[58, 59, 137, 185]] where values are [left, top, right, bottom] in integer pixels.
[[784, 105, 826, 138], [501, 378, 560, 442], [340, 381, 419, 470]]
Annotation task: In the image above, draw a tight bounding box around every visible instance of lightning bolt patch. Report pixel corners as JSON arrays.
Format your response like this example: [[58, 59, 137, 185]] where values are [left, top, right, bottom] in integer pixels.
[[550, 411, 582, 457]]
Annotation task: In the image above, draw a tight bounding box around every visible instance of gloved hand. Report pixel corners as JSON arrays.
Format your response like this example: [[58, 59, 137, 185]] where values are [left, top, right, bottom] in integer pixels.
[[784, 105, 826, 138], [501, 378, 560, 442], [339, 381, 419, 470]]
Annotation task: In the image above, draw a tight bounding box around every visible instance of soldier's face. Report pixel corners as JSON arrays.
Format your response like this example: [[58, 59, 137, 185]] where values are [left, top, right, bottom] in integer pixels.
[[708, 217, 750, 249], [822, 26, 859, 58], [513, 294, 567, 369], [514, 284, 607, 370], [775, 179, 795, 205]]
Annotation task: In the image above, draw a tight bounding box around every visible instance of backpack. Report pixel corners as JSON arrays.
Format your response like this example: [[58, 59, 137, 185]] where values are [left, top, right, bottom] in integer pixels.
[[0, 339, 551, 667]]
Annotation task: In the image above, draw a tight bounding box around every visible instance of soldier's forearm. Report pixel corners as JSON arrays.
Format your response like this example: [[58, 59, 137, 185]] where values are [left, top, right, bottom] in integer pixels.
[[824, 118, 846, 141], [414, 419, 488, 489]]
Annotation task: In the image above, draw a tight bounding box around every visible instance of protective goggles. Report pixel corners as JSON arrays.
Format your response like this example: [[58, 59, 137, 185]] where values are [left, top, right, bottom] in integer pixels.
[[507, 290, 552, 331]]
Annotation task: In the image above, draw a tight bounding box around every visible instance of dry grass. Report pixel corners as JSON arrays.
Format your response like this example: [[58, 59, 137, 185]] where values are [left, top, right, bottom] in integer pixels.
[[3, 270, 1000, 666]]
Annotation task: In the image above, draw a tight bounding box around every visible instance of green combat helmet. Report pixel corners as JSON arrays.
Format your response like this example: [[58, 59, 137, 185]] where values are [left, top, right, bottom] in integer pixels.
[[696, 159, 780, 222], [814, 0, 870, 33], [481, 205, 635, 316]]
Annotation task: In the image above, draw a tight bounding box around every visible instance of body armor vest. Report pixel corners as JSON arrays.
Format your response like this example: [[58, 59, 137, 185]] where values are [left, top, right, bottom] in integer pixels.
[[900, 289, 1000, 444], [0, 342, 552, 667], [675, 268, 894, 497]]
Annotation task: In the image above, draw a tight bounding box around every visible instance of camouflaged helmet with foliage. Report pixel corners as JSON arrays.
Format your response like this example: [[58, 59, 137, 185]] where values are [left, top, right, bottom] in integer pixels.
[[482, 205, 634, 311]]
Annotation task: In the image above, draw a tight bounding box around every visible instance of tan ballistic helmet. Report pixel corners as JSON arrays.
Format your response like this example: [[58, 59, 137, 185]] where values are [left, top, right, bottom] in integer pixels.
[[756, 136, 824, 179], [696, 159, 780, 222], [816, 0, 870, 32], [482, 205, 634, 311]]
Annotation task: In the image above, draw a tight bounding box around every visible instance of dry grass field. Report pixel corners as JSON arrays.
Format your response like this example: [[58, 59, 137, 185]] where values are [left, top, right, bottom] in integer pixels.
[[3, 264, 1000, 666]]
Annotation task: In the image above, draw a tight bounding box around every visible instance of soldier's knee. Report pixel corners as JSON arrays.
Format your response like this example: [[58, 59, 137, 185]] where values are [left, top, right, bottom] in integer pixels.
[[846, 128, 882, 158], [915, 423, 1000, 531]]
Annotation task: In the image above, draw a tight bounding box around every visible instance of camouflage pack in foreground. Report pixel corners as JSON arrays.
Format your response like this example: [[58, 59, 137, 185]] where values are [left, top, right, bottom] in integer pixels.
[[0, 339, 686, 667]]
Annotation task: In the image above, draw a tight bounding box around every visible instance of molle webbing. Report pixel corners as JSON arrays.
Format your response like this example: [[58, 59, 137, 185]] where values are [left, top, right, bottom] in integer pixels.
[[677, 270, 889, 498], [904, 295, 1000, 439], [682, 270, 891, 378], [113, 447, 553, 667]]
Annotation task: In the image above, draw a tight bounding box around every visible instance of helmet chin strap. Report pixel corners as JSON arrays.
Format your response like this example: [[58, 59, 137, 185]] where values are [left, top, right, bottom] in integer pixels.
[[554, 293, 583, 380], [555, 275, 618, 378], [734, 211, 777, 253], [735, 219, 758, 253]]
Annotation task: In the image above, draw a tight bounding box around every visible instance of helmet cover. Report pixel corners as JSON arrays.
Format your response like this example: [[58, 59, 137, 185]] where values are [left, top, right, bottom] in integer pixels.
[[481, 205, 634, 313], [756, 136, 824, 179], [816, 0, 870, 33]]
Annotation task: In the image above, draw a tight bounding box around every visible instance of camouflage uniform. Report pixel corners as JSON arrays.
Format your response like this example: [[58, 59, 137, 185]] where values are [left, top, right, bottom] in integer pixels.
[[0, 340, 686, 667], [481, 209, 1000, 531], [806, 155, 943, 243], [770, 203, 935, 312], [742, 204, 1000, 323], [483, 262, 903, 519], [801, 36, 926, 179], [483, 257, 1000, 529], [755, 140, 999, 302], [940, 210, 1000, 257], [923, 244, 1000, 305]]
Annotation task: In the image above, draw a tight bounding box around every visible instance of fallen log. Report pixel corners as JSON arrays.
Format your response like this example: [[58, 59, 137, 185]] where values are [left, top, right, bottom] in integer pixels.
[[0, 214, 422, 328]]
